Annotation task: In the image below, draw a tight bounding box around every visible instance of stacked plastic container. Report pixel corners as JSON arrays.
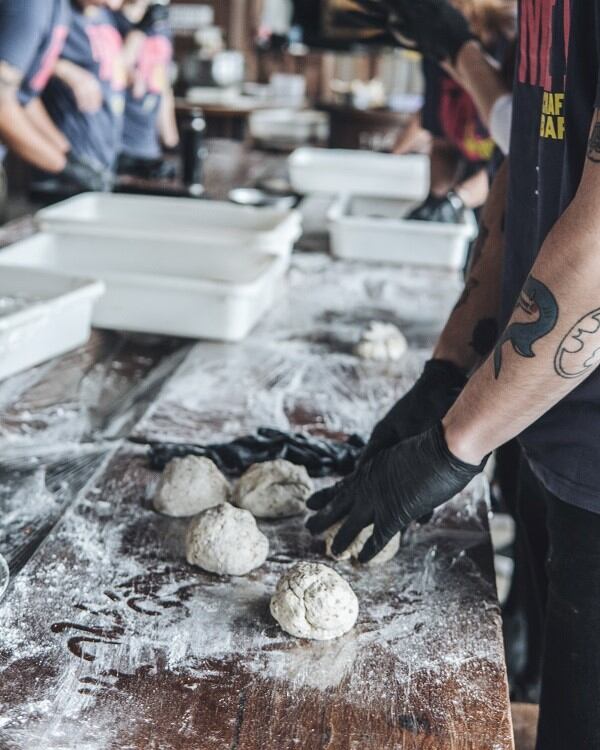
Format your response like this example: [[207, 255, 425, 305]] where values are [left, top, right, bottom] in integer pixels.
[[0, 193, 301, 380], [288, 148, 476, 271]]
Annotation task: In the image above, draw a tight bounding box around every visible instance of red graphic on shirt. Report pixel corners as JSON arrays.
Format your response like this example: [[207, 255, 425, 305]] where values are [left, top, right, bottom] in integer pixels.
[[132, 36, 172, 98], [439, 78, 494, 161], [518, 0, 571, 89], [30, 26, 68, 92], [86, 24, 125, 90]]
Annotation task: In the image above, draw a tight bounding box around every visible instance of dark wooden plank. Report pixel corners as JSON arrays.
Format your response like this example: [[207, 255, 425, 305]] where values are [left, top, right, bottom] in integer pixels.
[[0, 450, 512, 749]]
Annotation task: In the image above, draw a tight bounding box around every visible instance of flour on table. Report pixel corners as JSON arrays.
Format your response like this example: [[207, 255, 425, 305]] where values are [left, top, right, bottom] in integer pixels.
[[185, 503, 269, 576], [325, 521, 400, 566], [232, 460, 313, 519], [270, 561, 359, 640], [154, 456, 231, 517], [354, 322, 408, 362]]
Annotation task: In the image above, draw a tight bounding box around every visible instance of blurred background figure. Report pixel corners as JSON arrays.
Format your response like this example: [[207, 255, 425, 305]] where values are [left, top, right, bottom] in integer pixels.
[[35, 0, 127, 197], [395, 0, 516, 223], [0, 0, 72, 219], [116, 0, 180, 181]]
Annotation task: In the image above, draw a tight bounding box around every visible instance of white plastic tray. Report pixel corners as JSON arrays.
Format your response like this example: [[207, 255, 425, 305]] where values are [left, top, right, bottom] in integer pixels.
[[289, 148, 430, 200], [0, 265, 104, 381], [328, 195, 477, 270], [36, 194, 302, 257], [0, 234, 288, 341]]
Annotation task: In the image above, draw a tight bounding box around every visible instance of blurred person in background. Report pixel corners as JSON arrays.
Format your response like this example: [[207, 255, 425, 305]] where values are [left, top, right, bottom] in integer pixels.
[[395, 0, 516, 223], [115, 0, 180, 181], [36, 0, 127, 196], [0, 0, 74, 219]]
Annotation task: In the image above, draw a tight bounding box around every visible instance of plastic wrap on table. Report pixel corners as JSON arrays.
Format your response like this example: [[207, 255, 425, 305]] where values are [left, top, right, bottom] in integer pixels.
[[0, 553, 8, 602], [147, 428, 366, 477], [0, 330, 188, 449], [132, 254, 462, 446], [0, 444, 115, 578]]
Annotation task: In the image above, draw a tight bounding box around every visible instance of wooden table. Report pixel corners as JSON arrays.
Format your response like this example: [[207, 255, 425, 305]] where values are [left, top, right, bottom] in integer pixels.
[[0, 202, 513, 748]]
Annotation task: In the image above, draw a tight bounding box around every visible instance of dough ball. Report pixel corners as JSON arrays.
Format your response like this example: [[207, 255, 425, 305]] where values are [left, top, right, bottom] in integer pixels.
[[270, 562, 359, 641], [154, 456, 231, 517], [354, 322, 407, 362], [324, 522, 400, 566], [185, 503, 269, 576], [233, 460, 313, 519]]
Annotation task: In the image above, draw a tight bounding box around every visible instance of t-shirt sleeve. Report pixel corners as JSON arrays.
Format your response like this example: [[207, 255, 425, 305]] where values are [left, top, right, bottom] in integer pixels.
[[0, 0, 50, 77]]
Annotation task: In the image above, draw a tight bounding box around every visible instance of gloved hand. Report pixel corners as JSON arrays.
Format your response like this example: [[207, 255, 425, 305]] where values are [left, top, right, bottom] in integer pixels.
[[306, 422, 486, 562], [361, 358, 467, 464], [61, 152, 113, 192], [405, 191, 465, 223], [138, 3, 170, 33], [386, 0, 475, 62]]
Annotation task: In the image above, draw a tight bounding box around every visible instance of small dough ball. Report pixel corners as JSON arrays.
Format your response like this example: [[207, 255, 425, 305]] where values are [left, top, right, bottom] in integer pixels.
[[233, 460, 313, 519], [355, 322, 407, 362], [325, 522, 400, 566], [270, 562, 359, 641], [185, 503, 268, 576], [154, 456, 230, 517]]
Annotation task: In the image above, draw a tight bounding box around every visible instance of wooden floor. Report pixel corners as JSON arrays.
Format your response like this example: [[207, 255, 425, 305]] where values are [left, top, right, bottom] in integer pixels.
[[0, 149, 514, 749]]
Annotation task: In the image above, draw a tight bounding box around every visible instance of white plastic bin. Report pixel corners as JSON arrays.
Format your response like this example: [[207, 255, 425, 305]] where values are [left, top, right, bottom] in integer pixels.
[[0, 234, 288, 341], [328, 194, 477, 270], [289, 148, 430, 200], [36, 194, 302, 257], [0, 265, 104, 381]]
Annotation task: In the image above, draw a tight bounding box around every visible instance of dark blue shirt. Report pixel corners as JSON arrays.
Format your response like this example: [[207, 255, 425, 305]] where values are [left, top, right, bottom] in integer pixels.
[[43, 5, 125, 170], [503, 0, 600, 510], [115, 11, 173, 160], [0, 0, 71, 105]]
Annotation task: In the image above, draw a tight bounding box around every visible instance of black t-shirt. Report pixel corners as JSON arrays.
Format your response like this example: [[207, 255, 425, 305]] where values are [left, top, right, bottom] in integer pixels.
[[504, 0, 600, 510]]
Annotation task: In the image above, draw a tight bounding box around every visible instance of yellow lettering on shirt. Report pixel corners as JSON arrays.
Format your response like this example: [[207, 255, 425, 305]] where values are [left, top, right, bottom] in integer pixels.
[[540, 91, 566, 141]]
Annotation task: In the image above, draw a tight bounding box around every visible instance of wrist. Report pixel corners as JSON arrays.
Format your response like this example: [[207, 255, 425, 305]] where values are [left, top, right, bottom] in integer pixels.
[[441, 412, 487, 466]]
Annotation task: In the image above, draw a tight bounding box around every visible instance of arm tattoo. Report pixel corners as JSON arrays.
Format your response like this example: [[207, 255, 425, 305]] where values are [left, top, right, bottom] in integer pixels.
[[452, 278, 480, 312], [493, 276, 558, 378], [554, 308, 600, 378], [471, 318, 499, 357], [587, 111, 600, 163]]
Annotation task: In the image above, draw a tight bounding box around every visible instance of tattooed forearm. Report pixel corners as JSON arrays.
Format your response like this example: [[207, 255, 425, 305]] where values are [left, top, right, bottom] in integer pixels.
[[587, 111, 600, 162], [493, 276, 558, 378], [554, 308, 600, 378]]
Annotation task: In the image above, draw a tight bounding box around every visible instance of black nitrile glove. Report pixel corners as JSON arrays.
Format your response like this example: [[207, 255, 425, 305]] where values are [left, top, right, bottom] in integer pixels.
[[138, 3, 170, 33], [361, 358, 467, 464], [306, 422, 486, 562], [62, 152, 113, 192], [405, 191, 465, 224], [387, 0, 475, 63]]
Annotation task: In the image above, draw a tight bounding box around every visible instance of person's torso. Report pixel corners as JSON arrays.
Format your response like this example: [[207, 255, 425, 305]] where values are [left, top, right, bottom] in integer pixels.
[[422, 60, 496, 162], [18, 0, 71, 104], [504, 0, 600, 507], [43, 5, 125, 169], [116, 12, 173, 160]]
